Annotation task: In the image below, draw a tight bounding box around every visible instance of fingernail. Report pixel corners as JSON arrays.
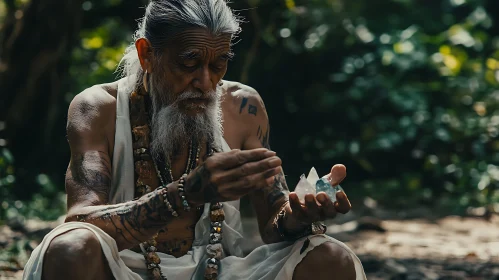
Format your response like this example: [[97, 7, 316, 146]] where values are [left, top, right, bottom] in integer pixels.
[[268, 157, 281, 167], [264, 151, 276, 157]]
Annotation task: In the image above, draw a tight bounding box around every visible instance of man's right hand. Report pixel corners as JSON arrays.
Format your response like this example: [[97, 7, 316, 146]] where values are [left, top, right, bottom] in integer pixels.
[[183, 148, 282, 205]]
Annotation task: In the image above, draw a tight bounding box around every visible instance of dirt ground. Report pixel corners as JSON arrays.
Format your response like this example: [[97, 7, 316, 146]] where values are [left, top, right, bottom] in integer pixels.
[[240, 206, 499, 280], [2, 203, 499, 280], [335, 216, 499, 280]]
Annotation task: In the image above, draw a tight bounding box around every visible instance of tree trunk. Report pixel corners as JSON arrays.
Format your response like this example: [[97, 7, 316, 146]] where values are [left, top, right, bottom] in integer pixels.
[[0, 0, 84, 195]]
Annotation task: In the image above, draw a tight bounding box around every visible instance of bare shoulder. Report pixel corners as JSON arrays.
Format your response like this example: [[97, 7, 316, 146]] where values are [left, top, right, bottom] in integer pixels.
[[220, 80, 269, 149], [221, 80, 266, 113], [66, 82, 119, 154], [67, 82, 118, 134]]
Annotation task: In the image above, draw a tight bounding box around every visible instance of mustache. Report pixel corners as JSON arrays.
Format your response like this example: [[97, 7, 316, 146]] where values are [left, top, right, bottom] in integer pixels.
[[173, 90, 219, 104]]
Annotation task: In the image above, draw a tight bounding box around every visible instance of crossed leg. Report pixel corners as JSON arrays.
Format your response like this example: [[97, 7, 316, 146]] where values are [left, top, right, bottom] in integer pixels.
[[42, 229, 114, 280], [293, 242, 357, 280]]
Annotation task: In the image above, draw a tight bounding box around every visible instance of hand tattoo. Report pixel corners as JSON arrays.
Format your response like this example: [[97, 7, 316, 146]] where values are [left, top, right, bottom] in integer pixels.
[[184, 164, 219, 204]]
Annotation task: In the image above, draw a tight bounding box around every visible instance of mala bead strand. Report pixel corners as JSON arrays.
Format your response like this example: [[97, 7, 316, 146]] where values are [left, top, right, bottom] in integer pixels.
[[164, 140, 196, 183], [152, 161, 179, 217], [205, 202, 225, 280], [204, 143, 225, 280], [159, 186, 179, 218], [185, 140, 193, 175], [141, 236, 167, 280], [189, 142, 201, 172], [129, 106, 168, 280], [178, 174, 191, 212]]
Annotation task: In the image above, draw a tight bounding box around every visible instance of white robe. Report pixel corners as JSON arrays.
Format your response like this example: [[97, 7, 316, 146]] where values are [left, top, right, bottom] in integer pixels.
[[22, 77, 367, 280]]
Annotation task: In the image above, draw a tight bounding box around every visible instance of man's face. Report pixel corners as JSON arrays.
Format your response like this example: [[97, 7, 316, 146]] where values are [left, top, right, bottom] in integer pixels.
[[146, 28, 230, 158], [151, 28, 232, 116]]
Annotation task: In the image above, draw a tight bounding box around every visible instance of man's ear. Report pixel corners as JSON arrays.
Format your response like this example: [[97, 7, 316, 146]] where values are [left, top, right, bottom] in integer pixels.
[[136, 38, 153, 73]]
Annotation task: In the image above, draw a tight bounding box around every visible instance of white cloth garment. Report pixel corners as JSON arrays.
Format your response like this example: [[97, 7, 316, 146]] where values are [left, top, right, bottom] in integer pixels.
[[23, 77, 367, 280]]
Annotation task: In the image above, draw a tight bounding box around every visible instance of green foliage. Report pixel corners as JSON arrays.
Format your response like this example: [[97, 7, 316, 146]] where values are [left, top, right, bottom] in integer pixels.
[[0, 147, 66, 222], [246, 0, 499, 211]]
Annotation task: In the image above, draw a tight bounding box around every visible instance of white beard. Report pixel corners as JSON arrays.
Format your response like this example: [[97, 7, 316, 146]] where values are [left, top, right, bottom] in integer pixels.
[[148, 80, 224, 161]]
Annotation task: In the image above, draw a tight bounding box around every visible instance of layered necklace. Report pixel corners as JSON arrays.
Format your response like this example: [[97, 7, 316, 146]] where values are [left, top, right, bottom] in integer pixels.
[[129, 87, 225, 280]]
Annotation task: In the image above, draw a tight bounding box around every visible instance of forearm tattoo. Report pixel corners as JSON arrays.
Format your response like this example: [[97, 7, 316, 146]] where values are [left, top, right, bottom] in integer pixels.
[[268, 172, 289, 206], [257, 171, 293, 243], [73, 189, 172, 248], [76, 190, 167, 246], [66, 151, 172, 249], [258, 125, 285, 206]]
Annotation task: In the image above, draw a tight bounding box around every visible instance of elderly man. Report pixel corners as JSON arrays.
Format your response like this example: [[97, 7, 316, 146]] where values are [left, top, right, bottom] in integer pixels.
[[23, 1, 366, 279]]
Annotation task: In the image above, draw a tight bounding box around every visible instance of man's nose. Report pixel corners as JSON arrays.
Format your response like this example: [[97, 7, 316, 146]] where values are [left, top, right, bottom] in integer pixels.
[[193, 66, 213, 94]]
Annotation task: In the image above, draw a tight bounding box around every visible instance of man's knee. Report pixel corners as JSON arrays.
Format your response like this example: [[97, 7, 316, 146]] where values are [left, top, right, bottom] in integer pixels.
[[45, 229, 101, 262], [43, 229, 105, 279], [309, 242, 356, 279]]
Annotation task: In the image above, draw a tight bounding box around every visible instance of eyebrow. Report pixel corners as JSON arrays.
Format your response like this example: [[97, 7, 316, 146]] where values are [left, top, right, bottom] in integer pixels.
[[178, 50, 200, 60], [220, 51, 235, 61]]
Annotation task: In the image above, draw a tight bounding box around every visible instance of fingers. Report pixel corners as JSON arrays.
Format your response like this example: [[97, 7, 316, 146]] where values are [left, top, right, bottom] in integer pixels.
[[289, 191, 343, 224], [327, 164, 347, 186], [217, 148, 276, 169], [289, 193, 323, 223], [217, 167, 282, 201], [316, 192, 337, 219], [289, 192, 307, 220], [304, 194, 321, 221], [215, 156, 282, 184], [334, 191, 351, 214], [244, 166, 282, 189]]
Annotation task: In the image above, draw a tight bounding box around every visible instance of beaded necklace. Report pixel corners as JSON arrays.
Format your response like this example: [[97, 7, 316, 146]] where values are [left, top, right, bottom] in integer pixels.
[[129, 87, 226, 280]]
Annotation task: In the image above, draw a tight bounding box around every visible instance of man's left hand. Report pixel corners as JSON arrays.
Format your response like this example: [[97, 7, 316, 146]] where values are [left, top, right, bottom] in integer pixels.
[[287, 164, 352, 225]]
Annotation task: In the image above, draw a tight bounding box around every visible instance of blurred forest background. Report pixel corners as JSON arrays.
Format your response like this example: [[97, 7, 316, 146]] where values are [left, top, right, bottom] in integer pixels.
[[2, 0, 499, 222], [3, 0, 499, 278]]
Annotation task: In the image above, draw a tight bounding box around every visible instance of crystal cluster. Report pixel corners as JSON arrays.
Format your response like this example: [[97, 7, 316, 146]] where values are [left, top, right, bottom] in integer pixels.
[[294, 167, 344, 203]]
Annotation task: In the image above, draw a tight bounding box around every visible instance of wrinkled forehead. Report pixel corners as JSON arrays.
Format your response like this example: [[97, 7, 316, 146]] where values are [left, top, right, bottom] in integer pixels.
[[167, 28, 232, 56]]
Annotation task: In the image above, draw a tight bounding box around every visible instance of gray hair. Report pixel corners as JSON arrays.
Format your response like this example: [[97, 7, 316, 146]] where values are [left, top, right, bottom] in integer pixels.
[[117, 0, 241, 87]]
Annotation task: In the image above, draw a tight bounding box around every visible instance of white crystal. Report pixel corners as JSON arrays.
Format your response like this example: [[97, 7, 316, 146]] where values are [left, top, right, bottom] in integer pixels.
[[294, 170, 317, 203], [306, 167, 320, 186], [294, 167, 347, 204]]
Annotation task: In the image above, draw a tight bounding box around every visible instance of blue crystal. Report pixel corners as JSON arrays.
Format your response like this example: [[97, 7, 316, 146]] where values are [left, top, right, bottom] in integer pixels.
[[315, 178, 343, 203]]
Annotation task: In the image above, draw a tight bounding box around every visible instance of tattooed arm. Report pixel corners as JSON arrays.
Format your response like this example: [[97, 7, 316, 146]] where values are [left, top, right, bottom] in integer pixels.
[[64, 88, 179, 251], [234, 87, 309, 244]]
